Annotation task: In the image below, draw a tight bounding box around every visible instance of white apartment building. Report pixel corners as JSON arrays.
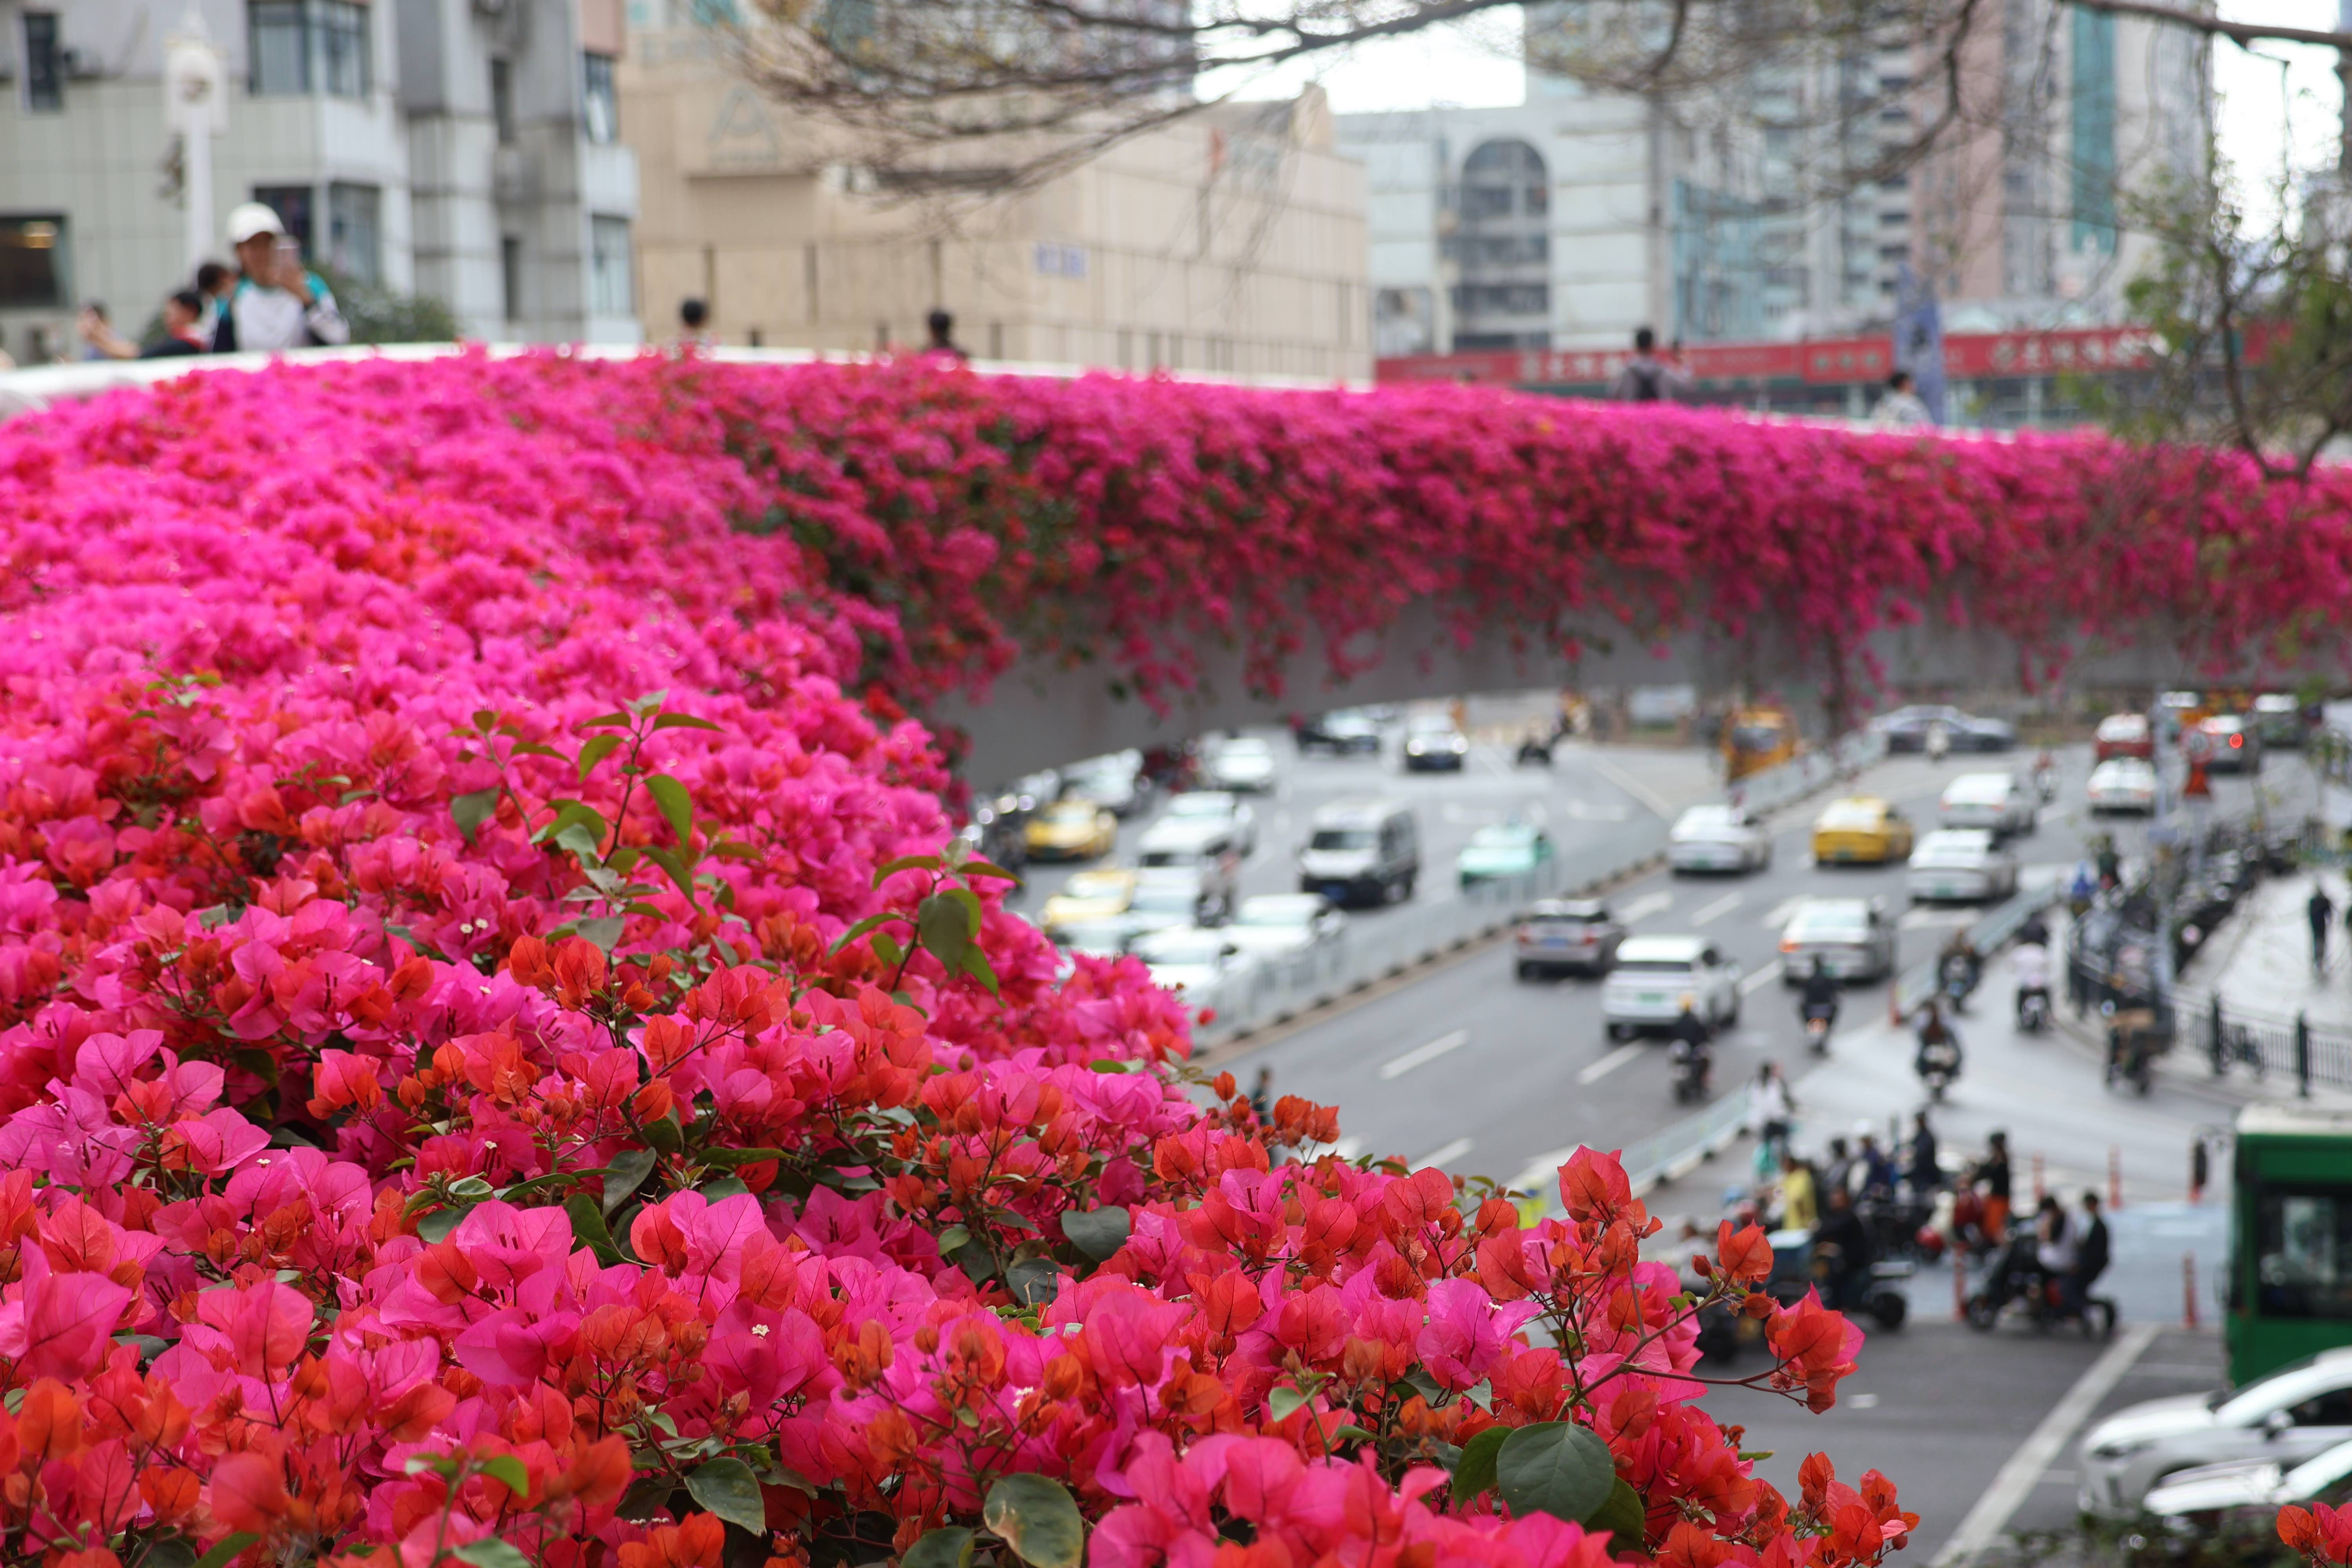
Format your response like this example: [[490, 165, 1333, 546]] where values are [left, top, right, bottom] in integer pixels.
[[0, 0, 639, 359]]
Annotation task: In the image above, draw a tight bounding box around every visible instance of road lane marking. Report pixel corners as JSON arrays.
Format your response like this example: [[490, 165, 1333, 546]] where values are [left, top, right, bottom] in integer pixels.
[[1760, 897, 1803, 929], [1378, 1028, 1472, 1080], [1900, 907, 1975, 930], [1415, 1136, 1475, 1168], [1617, 891, 1674, 923], [1577, 1043, 1644, 1084], [1739, 961, 1784, 994], [1578, 749, 1677, 817], [1931, 1324, 2158, 1567], [1691, 892, 1743, 926], [1561, 799, 1634, 822]]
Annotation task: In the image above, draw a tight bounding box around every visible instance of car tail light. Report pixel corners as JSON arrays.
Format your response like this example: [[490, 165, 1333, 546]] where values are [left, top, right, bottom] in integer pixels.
[[2230, 734, 2243, 748], [1779, 939, 1798, 953], [1517, 930, 1533, 945]]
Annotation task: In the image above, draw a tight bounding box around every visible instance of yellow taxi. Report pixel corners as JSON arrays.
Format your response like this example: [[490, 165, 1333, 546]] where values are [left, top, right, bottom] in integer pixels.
[[1810, 797, 1915, 865], [1041, 868, 1138, 935], [1025, 798, 1119, 861]]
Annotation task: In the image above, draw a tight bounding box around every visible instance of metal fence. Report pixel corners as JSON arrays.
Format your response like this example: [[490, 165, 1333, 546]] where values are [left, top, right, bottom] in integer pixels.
[[2168, 989, 2352, 1096]]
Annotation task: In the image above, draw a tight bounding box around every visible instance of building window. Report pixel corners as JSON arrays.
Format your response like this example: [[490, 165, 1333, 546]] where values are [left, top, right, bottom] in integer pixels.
[[501, 237, 523, 323], [491, 58, 515, 145], [327, 182, 380, 285], [590, 216, 632, 316], [0, 216, 67, 307], [22, 13, 62, 113], [248, 2, 371, 97], [583, 53, 619, 144], [252, 185, 316, 258]]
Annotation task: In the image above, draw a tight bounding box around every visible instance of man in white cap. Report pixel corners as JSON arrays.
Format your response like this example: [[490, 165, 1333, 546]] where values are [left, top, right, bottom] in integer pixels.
[[212, 202, 349, 353]]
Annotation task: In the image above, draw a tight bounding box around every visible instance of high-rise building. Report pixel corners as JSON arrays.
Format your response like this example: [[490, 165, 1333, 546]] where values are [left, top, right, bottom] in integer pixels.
[[0, 0, 639, 359], [621, 11, 1367, 379]]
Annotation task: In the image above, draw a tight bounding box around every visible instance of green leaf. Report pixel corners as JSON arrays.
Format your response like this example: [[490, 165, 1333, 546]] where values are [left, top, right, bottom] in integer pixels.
[[918, 892, 976, 971], [1451, 1422, 1511, 1504], [451, 788, 500, 845], [1584, 1476, 1649, 1548], [700, 1146, 789, 1168], [643, 1114, 684, 1156], [417, 1204, 473, 1243], [143, 1542, 198, 1568], [1330, 1424, 1377, 1443], [603, 1147, 658, 1216], [960, 946, 1002, 997], [1737, 1450, 1776, 1462], [871, 853, 944, 887], [652, 711, 724, 732], [191, 1534, 263, 1568], [641, 844, 702, 908], [1060, 1205, 1131, 1262], [454, 1541, 532, 1568], [936, 1225, 973, 1256], [902, 1526, 976, 1568], [537, 799, 612, 851], [1087, 1058, 1144, 1074], [960, 860, 1021, 882], [700, 1175, 751, 1202], [578, 712, 633, 730], [1267, 1383, 1313, 1423], [576, 915, 626, 953], [945, 884, 984, 930], [982, 1474, 1087, 1568], [1496, 1421, 1617, 1524], [615, 1475, 676, 1522], [1005, 1258, 1060, 1307], [872, 931, 904, 969], [645, 773, 695, 849], [554, 820, 605, 862], [565, 1194, 623, 1265], [577, 733, 625, 780], [683, 1456, 767, 1536]]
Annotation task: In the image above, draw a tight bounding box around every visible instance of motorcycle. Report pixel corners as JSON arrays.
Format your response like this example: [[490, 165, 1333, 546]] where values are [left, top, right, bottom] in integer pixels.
[[2016, 986, 2051, 1035], [1939, 954, 1979, 1013], [1669, 1040, 1712, 1103], [1916, 1036, 1961, 1102], [1800, 1000, 1838, 1056], [2104, 1005, 2159, 1096], [1964, 1234, 2116, 1339], [1515, 736, 1553, 768]]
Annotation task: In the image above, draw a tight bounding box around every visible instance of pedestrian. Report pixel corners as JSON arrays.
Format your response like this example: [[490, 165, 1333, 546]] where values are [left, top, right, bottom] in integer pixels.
[[1875, 369, 1933, 429], [1749, 1061, 1794, 1165], [1976, 1130, 2013, 1245], [924, 308, 969, 362], [1247, 1066, 1273, 1122], [1906, 1110, 1940, 1194], [214, 203, 348, 353], [2313, 880, 2337, 972], [140, 290, 210, 358], [76, 302, 138, 362], [195, 260, 234, 339], [1822, 1136, 1854, 1203], [1815, 1184, 1873, 1308], [1855, 1127, 1896, 1199], [2069, 1189, 2111, 1316], [677, 298, 716, 350], [1779, 1155, 1820, 1231], [1608, 326, 1691, 402]]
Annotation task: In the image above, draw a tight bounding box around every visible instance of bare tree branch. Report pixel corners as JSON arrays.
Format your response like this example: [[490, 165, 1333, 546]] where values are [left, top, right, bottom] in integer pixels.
[[2059, 0, 2352, 53]]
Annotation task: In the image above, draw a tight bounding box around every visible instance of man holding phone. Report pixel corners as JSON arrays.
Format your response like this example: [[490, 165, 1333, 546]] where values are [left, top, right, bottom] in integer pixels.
[[213, 203, 350, 353]]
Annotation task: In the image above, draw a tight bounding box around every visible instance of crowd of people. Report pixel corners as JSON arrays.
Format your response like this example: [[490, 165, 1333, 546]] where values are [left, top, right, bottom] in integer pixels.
[[55, 202, 348, 368]]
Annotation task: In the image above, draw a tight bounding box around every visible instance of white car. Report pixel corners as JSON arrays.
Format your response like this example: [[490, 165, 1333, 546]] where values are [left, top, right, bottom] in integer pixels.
[[1939, 771, 2035, 837], [1905, 829, 2020, 903], [2138, 1439, 2352, 1532], [2078, 1348, 2352, 1516], [1777, 897, 1896, 984], [1130, 926, 1269, 1020], [1221, 893, 1348, 985], [1140, 791, 1258, 859], [1204, 737, 1278, 793], [1668, 804, 1773, 874], [2087, 757, 2158, 815], [1601, 935, 1743, 1040]]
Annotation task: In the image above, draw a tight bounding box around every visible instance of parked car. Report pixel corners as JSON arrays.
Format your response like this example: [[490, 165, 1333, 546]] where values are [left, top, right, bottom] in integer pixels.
[[1777, 897, 1896, 984], [2197, 714, 2262, 773], [1041, 868, 1138, 937], [1602, 935, 1742, 1039], [1810, 797, 1915, 866], [1938, 771, 2035, 837], [1221, 893, 1348, 983], [2095, 713, 2155, 762], [1025, 798, 1119, 862], [1298, 800, 1420, 906], [1061, 752, 1151, 817], [1129, 926, 1269, 1019], [1294, 709, 1384, 756], [1141, 791, 1258, 860], [2078, 1348, 2352, 1517], [2136, 1439, 2352, 1545], [1906, 829, 2020, 903], [2087, 757, 2158, 814], [1878, 705, 2016, 753], [1669, 804, 1773, 874], [1402, 713, 1469, 771], [1515, 898, 1625, 980], [1457, 824, 1554, 888], [1203, 737, 1279, 793]]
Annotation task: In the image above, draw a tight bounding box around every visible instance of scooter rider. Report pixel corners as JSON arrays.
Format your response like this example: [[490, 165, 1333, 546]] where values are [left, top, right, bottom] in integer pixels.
[[2012, 932, 2052, 1024], [1799, 956, 1840, 1048], [1915, 997, 1964, 1082], [1669, 1000, 1715, 1096], [1939, 935, 1982, 1010]]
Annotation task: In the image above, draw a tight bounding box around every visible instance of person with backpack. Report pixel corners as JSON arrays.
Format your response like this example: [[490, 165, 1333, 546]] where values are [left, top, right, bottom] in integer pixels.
[[1609, 327, 1692, 403]]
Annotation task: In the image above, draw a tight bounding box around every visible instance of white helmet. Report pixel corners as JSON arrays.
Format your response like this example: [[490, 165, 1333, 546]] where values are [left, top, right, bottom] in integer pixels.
[[225, 202, 285, 246]]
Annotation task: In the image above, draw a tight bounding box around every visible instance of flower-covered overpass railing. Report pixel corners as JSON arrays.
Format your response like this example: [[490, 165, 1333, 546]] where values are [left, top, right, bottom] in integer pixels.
[[0, 347, 2324, 1568]]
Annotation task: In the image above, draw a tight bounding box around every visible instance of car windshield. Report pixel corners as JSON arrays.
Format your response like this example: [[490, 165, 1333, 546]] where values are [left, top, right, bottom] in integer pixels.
[[2214, 1354, 2352, 1419], [1468, 826, 1536, 849], [1057, 871, 1128, 900], [1128, 881, 1199, 913], [1731, 723, 1784, 751], [1310, 828, 1376, 850], [1945, 775, 2011, 803], [1217, 740, 1272, 762], [1788, 904, 1871, 940], [2100, 716, 2148, 737], [1132, 930, 1229, 965], [1237, 896, 1323, 927], [1915, 832, 1991, 864], [1820, 802, 1883, 829], [1043, 800, 1099, 823], [1675, 807, 1741, 834], [1141, 847, 1212, 867], [1615, 958, 1696, 974], [1167, 794, 1234, 818], [2096, 761, 2153, 783], [1406, 714, 1458, 734]]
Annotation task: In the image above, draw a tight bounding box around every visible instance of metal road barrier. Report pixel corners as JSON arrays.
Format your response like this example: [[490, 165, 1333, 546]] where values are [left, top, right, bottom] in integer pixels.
[[1509, 1082, 1757, 1216]]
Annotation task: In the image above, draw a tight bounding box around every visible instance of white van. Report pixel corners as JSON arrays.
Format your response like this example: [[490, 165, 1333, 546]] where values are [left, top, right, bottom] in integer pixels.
[[1297, 800, 1420, 907]]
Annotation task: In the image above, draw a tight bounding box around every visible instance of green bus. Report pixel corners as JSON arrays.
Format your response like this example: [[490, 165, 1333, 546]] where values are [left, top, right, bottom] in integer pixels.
[[2232, 1104, 2352, 1386]]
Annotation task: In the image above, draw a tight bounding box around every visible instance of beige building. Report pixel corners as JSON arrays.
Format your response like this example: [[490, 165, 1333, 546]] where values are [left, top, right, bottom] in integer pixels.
[[619, 22, 1368, 379]]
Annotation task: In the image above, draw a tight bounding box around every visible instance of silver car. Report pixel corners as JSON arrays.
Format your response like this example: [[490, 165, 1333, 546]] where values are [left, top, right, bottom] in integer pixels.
[[1905, 829, 2020, 904], [2138, 1437, 2352, 1533], [1777, 897, 1895, 985], [2078, 1348, 2352, 1516], [1221, 893, 1348, 987]]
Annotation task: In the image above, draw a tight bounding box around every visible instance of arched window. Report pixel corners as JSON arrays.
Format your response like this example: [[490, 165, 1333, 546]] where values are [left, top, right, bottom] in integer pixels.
[[1449, 139, 1551, 350]]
